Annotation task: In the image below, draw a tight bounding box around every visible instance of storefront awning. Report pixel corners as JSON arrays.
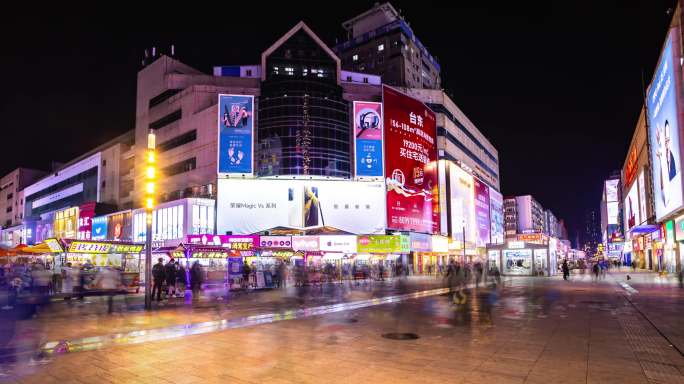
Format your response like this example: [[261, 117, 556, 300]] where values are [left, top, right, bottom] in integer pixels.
[[630, 225, 659, 234]]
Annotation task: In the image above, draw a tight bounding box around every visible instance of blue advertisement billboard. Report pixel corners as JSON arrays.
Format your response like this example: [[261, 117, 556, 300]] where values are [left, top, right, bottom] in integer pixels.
[[354, 101, 383, 177], [218, 94, 254, 175], [91, 216, 108, 240], [648, 34, 683, 221]]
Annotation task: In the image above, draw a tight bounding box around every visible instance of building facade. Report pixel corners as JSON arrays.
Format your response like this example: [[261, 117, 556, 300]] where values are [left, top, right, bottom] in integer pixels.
[[0, 168, 46, 229], [334, 2, 441, 90]]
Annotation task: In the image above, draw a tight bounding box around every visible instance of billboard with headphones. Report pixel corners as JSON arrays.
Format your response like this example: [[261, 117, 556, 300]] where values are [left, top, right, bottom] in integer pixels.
[[353, 101, 384, 178]]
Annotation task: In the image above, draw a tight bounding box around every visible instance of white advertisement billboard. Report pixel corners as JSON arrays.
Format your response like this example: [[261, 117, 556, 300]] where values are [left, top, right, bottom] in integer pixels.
[[489, 189, 504, 244], [449, 164, 476, 244], [607, 201, 619, 225], [638, 171, 647, 223], [605, 179, 619, 202], [624, 182, 640, 232], [217, 179, 386, 235]]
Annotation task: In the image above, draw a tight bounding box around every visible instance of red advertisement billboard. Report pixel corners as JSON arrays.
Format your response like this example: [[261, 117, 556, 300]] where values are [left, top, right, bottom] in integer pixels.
[[382, 86, 439, 234]]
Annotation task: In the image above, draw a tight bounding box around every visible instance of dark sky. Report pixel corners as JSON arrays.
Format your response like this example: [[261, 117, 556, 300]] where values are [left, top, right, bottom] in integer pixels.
[[0, 1, 677, 241]]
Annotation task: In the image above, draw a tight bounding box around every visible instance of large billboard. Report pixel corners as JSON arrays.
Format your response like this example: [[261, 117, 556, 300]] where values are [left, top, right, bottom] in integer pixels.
[[382, 86, 439, 234], [605, 179, 619, 202], [354, 101, 384, 178], [218, 94, 254, 175], [624, 182, 640, 232], [489, 189, 504, 244], [449, 164, 476, 246], [217, 179, 386, 235], [648, 34, 683, 221], [474, 178, 491, 247]]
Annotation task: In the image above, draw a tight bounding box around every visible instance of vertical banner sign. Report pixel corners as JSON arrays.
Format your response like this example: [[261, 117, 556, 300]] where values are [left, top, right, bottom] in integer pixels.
[[353, 101, 384, 177], [489, 189, 504, 244], [647, 34, 683, 221], [383, 86, 439, 234], [474, 178, 491, 247], [218, 94, 254, 175]]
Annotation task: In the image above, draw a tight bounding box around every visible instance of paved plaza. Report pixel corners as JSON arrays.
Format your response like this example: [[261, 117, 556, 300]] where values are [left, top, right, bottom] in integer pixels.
[[0, 272, 683, 383]]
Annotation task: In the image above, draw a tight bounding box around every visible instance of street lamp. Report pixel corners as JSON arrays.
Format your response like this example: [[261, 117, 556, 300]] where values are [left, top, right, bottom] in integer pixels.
[[144, 130, 156, 310]]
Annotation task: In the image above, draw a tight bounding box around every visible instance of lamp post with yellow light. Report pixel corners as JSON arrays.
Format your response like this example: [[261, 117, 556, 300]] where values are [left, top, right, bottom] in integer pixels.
[[144, 130, 156, 310]]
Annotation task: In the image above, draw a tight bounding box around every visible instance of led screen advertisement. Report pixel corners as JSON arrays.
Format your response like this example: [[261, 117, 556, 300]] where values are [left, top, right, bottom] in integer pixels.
[[217, 179, 386, 235], [489, 189, 504, 244], [607, 201, 619, 225], [648, 34, 683, 221], [354, 101, 383, 177], [382, 86, 439, 234], [218, 94, 254, 175], [474, 178, 491, 247], [449, 164, 476, 246], [624, 182, 640, 231]]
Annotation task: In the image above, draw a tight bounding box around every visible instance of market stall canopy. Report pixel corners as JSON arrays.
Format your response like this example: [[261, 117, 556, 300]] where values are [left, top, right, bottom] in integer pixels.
[[304, 226, 355, 235], [172, 243, 232, 259], [21, 243, 53, 254]]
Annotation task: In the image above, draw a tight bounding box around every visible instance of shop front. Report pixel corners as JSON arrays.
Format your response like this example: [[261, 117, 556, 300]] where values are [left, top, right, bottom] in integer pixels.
[[487, 241, 556, 276], [357, 235, 408, 277], [60, 239, 144, 293], [409, 233, 434, 274]]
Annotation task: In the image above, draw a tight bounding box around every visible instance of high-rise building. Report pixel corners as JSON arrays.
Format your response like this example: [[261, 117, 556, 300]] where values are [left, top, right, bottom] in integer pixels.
[[583, 209, 601, 255], [544, 209, 558, 238], [334, 2, 441, 90], [504, 197, 517, 238], [0, 168, 48, 246]]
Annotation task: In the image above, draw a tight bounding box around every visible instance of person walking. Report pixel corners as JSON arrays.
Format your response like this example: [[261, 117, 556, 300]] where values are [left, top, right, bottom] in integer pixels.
[[242, 262, 251, 289], [176, 262, 187, 298], [164, 259, 177, 299], [190, 261, 203, 301], [96, 267, 121, 314], [152, 258, 165, 302], [561, 259, 570, 281], [592, 262, 600, 282]]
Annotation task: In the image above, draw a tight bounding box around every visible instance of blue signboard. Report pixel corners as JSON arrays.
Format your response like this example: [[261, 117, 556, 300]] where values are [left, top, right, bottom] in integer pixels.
[[91, 216, 108, 240], [354, 101, 384, 177], [648, 34, 683, 221], [218, 94, 254, 175]]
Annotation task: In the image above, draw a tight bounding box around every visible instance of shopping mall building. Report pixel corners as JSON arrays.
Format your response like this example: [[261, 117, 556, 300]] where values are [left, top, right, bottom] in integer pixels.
[[1, 5, 506, 277]]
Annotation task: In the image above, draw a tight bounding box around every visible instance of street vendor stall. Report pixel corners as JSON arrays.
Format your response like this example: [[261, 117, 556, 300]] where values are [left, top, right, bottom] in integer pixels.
[[60, 239, 144, 293]]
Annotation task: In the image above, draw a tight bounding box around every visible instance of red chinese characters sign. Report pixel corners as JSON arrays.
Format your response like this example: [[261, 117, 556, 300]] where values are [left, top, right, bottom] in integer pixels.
[[625, 147, 638, 187], [382, 86, 440, 234]]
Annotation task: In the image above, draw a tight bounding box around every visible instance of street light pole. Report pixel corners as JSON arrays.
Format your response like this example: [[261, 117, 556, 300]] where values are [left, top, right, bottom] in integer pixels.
[[462, 219, 466, 265], [144, 130, 156, 310]]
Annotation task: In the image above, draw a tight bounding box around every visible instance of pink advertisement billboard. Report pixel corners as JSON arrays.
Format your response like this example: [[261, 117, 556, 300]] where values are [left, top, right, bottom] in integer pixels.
[[474, 178, 491, 247], [382, 86, 439, 234]]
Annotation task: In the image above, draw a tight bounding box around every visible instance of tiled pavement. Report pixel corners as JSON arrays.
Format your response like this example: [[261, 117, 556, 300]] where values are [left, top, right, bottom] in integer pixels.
[[4, 273, 684, 383]]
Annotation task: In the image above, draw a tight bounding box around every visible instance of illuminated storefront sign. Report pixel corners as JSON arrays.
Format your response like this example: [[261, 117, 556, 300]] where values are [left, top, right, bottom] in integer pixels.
[[77, 202, 96, 240], [357, 235, 407, 253], [431, 235, 449, 253], [449, 164, 476, 245], [319, 235, 357, 253], [516, 233, 547, 244], [474, 178, 490, 247], [489, 189, 504, 244], [186, 234, 258, 251], [353, 101, 384, 178], [44, 238, 63, 253], [507, 241, 525, 249], [292, 236, 320, 251], [625, 148, 638, 187], [409, 233, 432, 252], [259, 236, 292, 249], [91, 216, 108, 241], [54, 207, 79, 239], [68, 241, 143, 254], [382, 85, 439, 234]]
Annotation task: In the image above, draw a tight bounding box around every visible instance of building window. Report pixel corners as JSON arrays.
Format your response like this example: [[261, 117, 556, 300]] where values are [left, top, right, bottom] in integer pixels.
[[101, 180, 106, 188], [363, 77, 369, 83], [149, 89, 181, 108], [163, 158, 197, 177], [149, 109, 182, 130], [6, 207, 11, 213], [346, 75, 352, 82], [6, 193, 12, 200], [246, 69, 252, 76], [102, 159, 107, 167], [352, 54, 358, 62], [378, 44, 384, 52], [157, 130, 197, 153]]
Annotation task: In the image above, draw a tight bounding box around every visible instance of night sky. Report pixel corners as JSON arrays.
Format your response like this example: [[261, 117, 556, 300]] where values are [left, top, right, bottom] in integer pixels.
[[0, 1, 677, 243]]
